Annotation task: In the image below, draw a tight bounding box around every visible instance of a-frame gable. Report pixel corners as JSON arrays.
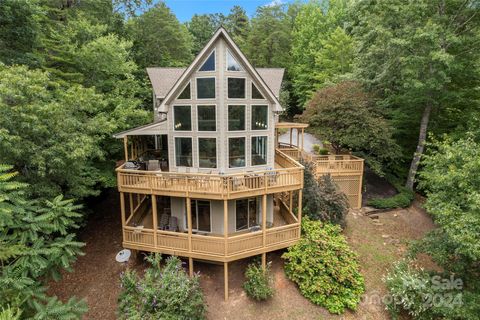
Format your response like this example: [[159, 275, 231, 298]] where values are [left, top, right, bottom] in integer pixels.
[[159, 27, 283, 112]]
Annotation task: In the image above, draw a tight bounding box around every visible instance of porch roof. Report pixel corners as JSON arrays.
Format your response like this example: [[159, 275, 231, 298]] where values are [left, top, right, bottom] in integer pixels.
[[113, 119, 167, 138]]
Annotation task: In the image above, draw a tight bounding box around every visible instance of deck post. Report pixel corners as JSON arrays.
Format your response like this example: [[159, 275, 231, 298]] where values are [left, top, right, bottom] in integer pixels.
[[289, 128, 293, 146], [187, 197, 192, 254], [301, 128, 305, 151], [223, 200, 228, 255], [152, 194, 158, 248], [298, 189, 303, 224], [289, 191, 293, 214], [357, 160, 364, 209], [224, 262, 229, 301], [261, 252, 266, 270], [123, 136, 128, 161], [120, 192, 126, 240], [129, 193, 134, 218], [262, 194, 267, 247], [189, 257, 194, 277], [296, 128, 300, 148]]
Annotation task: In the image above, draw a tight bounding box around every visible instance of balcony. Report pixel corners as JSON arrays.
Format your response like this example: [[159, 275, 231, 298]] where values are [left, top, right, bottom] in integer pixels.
[[116, 149, 304, 200]]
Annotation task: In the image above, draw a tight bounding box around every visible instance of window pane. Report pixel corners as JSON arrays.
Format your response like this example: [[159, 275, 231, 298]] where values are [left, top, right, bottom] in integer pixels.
[[251, 83, 265, 99], [197, 78, 215, 99], [252, 136, 267, 166], [236, 199, 248, 230], [251, 105, 268, 130], [228, 78, 245, 99], [227, 50, 243, 71], [198, 138, 216, 168], [199, 51, 215, 71], [178, 83, 191, 99], [175, 137, 192, 167], [197, 105, 216, 131], [196, 200, 211, 232], [228, 105, 245, 131], [174, 105, 191, 131], [229, 137, 245, 168], [248, 198, 258, 227]]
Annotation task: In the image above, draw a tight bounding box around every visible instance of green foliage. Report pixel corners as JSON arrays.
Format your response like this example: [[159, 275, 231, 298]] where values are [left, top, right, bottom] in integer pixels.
[[302, 161, 349, 227], [0, 306, 21, 320], [243, 261, 274, 301], [367, 182, 414, 209], [0, 165, 86, 319], [118, 254, 206, 320], [283, 218, 365, 314], [300, 81, 400, 176]]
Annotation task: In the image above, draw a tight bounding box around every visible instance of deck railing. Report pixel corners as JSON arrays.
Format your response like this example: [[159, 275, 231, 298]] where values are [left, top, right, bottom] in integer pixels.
[[117, 149, 304, 199], [123, 223, 300, 262]]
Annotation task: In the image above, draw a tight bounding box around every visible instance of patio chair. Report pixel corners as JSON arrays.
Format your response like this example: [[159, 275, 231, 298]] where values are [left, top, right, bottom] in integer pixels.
[[159, 213, 169, 230]]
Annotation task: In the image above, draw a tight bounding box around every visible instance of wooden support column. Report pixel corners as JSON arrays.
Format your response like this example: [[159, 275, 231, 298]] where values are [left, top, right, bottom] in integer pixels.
[[261, 252, 266, 270], [223, 200, 228, 255], [129, 193, 134, 218], [301, 128, 305, 151], [262, 194, 267, 247], [189, 258, 194, 277], [298, 190, 303, 224], [187, 198, 192, 254], [289, 191, 293, 214], [152, 195, 158, 248], [296, 129, 300, 148], [224, 262, 229, 301], [289, 128, 293, 146], [123, 136, 128, 161], [120, 192, 126, 240]]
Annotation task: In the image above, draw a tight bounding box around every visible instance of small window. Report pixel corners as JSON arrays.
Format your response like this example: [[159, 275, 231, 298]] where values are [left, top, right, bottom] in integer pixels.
[[236, 198, 257, 231], [198, 138, 217, 168], [178, 83, 191, 99], [175, 137, 192, 167], [229, 137, 245, 168], [173, 105, 191, 131], [186, 200, 211, 232], [197, 105, 216, 131], [228, 105, 245, 131], [252, 136, 267, 166], [197, 78, 215, 99], [251, 105, 268, 130], [251, 83, 265, 99], [226, 50, 243, 71], [199, 51, 215, 71], [228, 78, 245, 99]]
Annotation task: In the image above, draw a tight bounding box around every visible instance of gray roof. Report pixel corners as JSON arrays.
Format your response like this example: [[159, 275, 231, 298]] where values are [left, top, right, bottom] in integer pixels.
[[146, 67, 284, 99]]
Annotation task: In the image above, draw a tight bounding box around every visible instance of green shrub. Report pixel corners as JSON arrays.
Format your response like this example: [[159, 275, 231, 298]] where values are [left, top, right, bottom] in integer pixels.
[[367, 182, 414, 209], [243, 261, 274, 301], [312, 144, 321, 154], [118, 254, 206, 320], [318, 148, 329, 155], [282, 218, 365, 314], [302, 160, 349, 227]]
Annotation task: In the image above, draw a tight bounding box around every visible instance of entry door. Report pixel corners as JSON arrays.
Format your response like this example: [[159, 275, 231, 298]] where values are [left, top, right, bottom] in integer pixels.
[[235, 198, 258, 231]]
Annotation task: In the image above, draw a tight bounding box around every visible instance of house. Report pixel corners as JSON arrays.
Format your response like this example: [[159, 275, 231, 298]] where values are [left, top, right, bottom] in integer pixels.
[[113, 27, 363, 300]]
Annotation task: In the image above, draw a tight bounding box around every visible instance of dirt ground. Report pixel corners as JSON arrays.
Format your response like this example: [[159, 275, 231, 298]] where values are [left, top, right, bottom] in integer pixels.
[[48, 190, 435, 320]]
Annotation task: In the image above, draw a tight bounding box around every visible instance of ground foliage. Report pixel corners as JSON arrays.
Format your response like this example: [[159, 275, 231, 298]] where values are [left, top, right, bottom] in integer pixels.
[[243, 261, 274, 301]]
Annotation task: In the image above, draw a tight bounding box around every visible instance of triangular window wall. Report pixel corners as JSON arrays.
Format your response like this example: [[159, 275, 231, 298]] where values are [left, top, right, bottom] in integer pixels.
[[177, 82, 191, 100], [251, 83, 265, 99], [226, 50, 243, 71], [199, 51, 215, 71]]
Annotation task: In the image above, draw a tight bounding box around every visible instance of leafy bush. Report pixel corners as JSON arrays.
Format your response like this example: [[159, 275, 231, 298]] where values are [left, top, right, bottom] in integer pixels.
[[243, 261, 274, 301], [318, 148, 329, 155], [118, 254, 206, 320], [282, 218, 365, 314], [367, 182, 414, 209], [302, 161, 349, 227]]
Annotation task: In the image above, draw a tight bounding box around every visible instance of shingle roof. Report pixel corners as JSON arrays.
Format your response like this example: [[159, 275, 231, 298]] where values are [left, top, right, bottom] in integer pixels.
[[146, 67, 284, 99]]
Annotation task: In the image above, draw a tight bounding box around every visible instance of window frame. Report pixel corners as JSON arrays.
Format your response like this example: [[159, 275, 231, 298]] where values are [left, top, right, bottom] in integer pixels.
[[196, 104, 217, 132], [198, 49, 216, 72], [196, 76, 216, 100], [184, 199, 212, 233], [225, 49, 243, 72], [250, 104, 269, 131], [227, 76, 247, 100], [251, 82, 266, 100], [251, 135, 268, 167], [228, 136, 247, 168], [197, 136, 218, 169], [177, 81, 192, 100], [227, 104, 246, 132], [174, 136, 193, 168], [172, 105, 193, 132], [234, 198, 259, 231]]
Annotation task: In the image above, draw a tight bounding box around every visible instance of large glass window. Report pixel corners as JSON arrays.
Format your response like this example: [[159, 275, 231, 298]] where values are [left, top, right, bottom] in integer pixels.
[[186, 200, 211, 232], [198, 138, 216, 168], [177, 83, 191, 99], [199, 51, 215, 71], [228, 78, 245, 99], [196, 78, 215, 99], [197, 105, 216, 131], [175, 137, 192, 167], [251, 136, 267, 166], [229, 137, 245, 168], [251, 83, 265, 99], [173, 105, 191, 131], [235, 198, 258, 231], [226, 50, 243, 71], [228, 105, 245, 131], [251, 105, 268, 130]]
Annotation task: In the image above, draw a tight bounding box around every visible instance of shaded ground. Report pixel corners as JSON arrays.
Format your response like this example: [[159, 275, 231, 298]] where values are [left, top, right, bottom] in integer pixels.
[[48, 191, 435, 320], [362, 168, 398, 205]]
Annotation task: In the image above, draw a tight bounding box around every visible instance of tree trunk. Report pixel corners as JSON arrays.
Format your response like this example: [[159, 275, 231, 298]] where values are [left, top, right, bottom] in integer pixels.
[[405, 103, 432, 190]]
